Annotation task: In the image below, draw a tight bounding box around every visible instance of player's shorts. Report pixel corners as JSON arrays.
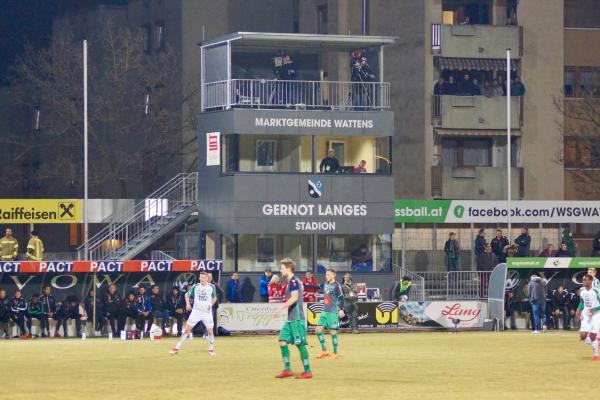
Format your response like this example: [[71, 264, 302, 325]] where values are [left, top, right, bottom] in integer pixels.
[[580, 313, 600, 334], [186, 310, 214, 329], [317, 311, 339, 330], [278, 320, 307, 346]]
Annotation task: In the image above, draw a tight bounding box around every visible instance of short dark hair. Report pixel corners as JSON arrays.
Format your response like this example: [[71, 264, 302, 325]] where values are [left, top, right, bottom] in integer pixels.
[[281, 258, 296, 272], [478, 228, 485, 234], [402, 276, 411, 282]]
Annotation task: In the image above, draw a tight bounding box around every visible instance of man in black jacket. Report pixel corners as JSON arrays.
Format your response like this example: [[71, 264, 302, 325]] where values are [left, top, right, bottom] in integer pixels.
[[319, 149, 339, 174], [9, 290, 27, 338], [491, 229, 510, 263], [568, 287, 580, 330], [118, 292, 140, 333], [40, 286, 57, 337], [515, 227, 531, 257], [149, 285, 168, 336], [505, 291, 517, 330], [101, 284, 121, 336], [166, 287, 185, 337], [57, 295, 82, 338], [0, 289, 10, 338], [474, 228, 486, 257], [551, 286, 570, 330]]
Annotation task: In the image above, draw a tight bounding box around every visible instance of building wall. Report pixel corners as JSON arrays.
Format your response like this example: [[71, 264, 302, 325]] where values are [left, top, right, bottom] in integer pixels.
[[564, 28, 600, 66]]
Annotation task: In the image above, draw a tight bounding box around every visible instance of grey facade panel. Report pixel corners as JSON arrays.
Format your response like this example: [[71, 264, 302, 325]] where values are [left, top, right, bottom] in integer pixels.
[[266, 175, 301, 201], [331, 175, 364, 202]]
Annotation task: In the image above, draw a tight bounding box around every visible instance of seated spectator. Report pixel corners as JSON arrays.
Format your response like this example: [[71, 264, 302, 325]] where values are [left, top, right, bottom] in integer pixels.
[[459, 16, 470, 25], [166, 287, 185, 336], [101, 284, 121, 337], [458, 73, 477, 96], [227, 272, 242, 303], [555, 243, 571, 257], [119, 291, 140, 334], [446, 76, 457, 95], [472, 78, 482, 95], [392, 276, 412, 301], [482, 80, 495, 97], [149, 285, 169, 336], [505, 291, 517, 330], [136, 285, 152, 333], [268, 274, 286, 303], [538, 244, 555, 257], [497, 75, 507, 96], [352, 244, 373, 272], [302, 271, 319, 303], [511, 77, 526, 96], [40, 285, 57, 338], [84, 289, 102, 335], [490, 79, 504, 96], [434, 77, 445, 95], [57, 295, 83, 338], [476, 244, 498, 271], [568, 287, 580, 330], [9, 290, 27, 338], [0, 290, 9, 339], [353, 160, 367, 174], [319, 149, 339, 174], [26, 294, 45, 338], [593, 230, 600, 257], [551, 286, 570, 330]]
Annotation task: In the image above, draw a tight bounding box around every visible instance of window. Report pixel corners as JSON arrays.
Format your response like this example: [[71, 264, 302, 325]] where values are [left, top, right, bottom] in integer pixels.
[[256, 236, 275, 264], [317, 5, 328, 34], [442, 138, 491, 167], [142, 25, 152, 53], [256, 140, 276, 170], [21, 161, 41, 191], [442, 0, 492, 25], [327, 141, 345, 165], [155, 22, 165, 51], [565, 137, 600, 168], [316, 235, 392, 272], [564, 67, 600, 98]]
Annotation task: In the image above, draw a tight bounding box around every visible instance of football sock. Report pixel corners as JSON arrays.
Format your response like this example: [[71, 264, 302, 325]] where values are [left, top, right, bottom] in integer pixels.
[[317, 331, 327, 351], [298, 345, 311, 373], [332, 334, 338, 354], [175, 332, 188, 350], [593, 339, 599, 357], [280, 345, 291, 370], [208, 334, 215, 351]]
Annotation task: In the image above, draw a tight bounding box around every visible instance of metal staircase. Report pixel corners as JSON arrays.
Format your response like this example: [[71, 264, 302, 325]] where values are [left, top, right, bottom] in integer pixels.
[[78, 173, 198, 261]]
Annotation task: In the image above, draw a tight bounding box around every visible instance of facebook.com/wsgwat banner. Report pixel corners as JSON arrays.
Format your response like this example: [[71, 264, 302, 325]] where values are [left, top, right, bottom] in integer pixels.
[[394, 200, 600, 223]]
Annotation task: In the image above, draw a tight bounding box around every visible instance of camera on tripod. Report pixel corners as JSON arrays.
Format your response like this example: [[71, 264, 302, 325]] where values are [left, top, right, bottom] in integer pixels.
[[350, 49, 376, 108]]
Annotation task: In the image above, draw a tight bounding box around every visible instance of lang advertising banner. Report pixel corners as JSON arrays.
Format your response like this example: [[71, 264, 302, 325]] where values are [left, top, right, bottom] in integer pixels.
[[395, 200, 600, 223]]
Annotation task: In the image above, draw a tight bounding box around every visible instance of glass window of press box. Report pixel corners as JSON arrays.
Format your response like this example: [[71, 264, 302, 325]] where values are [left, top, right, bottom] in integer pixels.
[[221, 234, 392, 272], [222, 134, 391, 174]]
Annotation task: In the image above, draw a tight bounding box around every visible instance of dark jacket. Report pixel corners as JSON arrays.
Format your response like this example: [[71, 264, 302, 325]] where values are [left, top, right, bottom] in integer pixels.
[[9, 297, 27, 315], [59, 297, 80, 319], [121, 298, 139, 316], [166, 292, 185, 313], [476, 252, 498, 271], [444, 239, 460, 259], [259, 274, 272, 297], [39, 294, 57, 314], [0, 297, 9, 320], [514, 234, 531, 257], [555, 249, 571, 258], [102, 292, 121, 315], [27, 300, 44, 317], [551, 290, 569, 308], [491, 236, 509, 263], [434, 82, 445, 95], [319, 157, 339, 174], [458, 79, 477, 95], [213, 283, 225, 306], [227, 278, 242, 303], [149, 294, 165, 313], [474, 235, 486, 256], [593, 233, 600, 256], [527, 276, 546, 302], [445, 82, 457, 95], [568, 292, 580, 310], [136, 294, 151, 312], [505, 294, 518, 313], [84, 293, 102, 315], [241, 278, 255, 303]]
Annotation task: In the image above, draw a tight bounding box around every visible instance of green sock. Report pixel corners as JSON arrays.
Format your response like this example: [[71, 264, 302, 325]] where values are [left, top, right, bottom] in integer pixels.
[[317, 331, 327, 351], [298, 345, 311, 373], [332, 334, 339, 354], [280, 345, 291, 371]]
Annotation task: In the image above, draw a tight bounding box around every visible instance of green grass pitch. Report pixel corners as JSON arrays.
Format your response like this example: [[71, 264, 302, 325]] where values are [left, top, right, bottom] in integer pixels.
[[0, 331, 590, 400]]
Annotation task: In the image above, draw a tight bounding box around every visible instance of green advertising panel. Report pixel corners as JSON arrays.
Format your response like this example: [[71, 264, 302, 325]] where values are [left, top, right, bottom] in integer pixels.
[[394, 200, 451, 223], [507, 258, 600, 269]]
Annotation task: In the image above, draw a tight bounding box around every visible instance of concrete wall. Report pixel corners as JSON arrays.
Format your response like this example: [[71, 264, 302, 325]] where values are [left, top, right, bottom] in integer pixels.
[[438, 95, 521, 130], [441, 166, 521, 200], [519, 0, 564, 200], [564, 0, 600, 28], [440, 24, 522, 59], [564, 28, 600, 66]]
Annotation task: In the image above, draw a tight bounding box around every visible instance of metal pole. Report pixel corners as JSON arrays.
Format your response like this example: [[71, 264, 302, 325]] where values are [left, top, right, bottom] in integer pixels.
[[83, 40, 89, 261], [92, 273, 97, 337], [401, 222, 406, 269], [506, 49, 512, 241]]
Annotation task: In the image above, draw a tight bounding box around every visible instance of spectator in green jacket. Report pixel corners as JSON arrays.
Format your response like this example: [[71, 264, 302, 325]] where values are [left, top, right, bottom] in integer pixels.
[[27, 294, 46, 338], [392, 277, 412, 301]]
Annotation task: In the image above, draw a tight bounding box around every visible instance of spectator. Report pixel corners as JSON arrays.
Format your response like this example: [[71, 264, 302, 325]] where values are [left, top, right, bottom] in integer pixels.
[[57, 295, 82, 338], [504, 243, 518, 258], [555, 243, 571, 257], [538, 244, 555, 257], [40, 285, 57, 338], [459, 16, 470, 25], [561, 227, 577, 256], [101, 284, 121, 337], [511, 76, 526, 96], [166, 287, 185, 336], [491, 79, 504, 96], [119, 291, 140, 334], [341, 273, 359, 334], [515, 282, 533, 329], [551, 286, 570, 330], [568, 287, 580, 330], [474, 228, 486, 256], [434, 77, 446, 95], [302, 271, 319, 303], [25, 230, 44, 261], [241, 277, 255, 302], [391, 276, 412, 301], [227, 272, 242, 303], [446, 76, 457, 95], [458, 73, 477, 95], [353, 160, 367, 174], [528, 274, 546, 334], [505, 291, 517, 330], [476, 244, 497, 271], [351, 244, 373, 272], [472, 78, 482, 95], [9, 290, 27, 338], [26, 294, 45, 338], [84, 289, 102, 335], [497, 75, 507, 96], [258, 268, 273, 302], [207, 274, 225, 335], [514, 227, 531, 257], [491, 229, 509, 263], [136, 285, 152, 333], [0, 290, 9, 339], [593, 230, 600, 256], [482, 80, 495, 97], [0, 228, 19, 261], [149, 285, 168, 336], [444, 232, 460, 272], [319, 149, 339, 174], [268, 274, 285, 303]]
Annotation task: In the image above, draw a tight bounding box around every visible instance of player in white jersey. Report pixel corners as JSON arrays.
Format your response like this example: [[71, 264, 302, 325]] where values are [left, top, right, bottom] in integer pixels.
[[577, 274, 600, 361], [170, 271, 217, 356], [587, 268, 600, 291]]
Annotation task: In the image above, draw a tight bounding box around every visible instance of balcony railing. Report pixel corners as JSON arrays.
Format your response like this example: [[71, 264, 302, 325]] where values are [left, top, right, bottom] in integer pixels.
[[431, 23, 523, 58], [203, 79, 390, 111], [431, 165, 524, 199], [432, 95, 522, 130]]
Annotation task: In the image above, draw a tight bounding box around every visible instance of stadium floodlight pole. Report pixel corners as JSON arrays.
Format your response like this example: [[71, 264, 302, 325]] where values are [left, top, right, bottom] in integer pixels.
[[506, 48, 512, 240], [83, 39, 89, 260]]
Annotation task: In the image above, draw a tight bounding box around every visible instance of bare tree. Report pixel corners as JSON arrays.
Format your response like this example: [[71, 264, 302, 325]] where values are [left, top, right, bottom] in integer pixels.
[[4, 18, 198, 198]]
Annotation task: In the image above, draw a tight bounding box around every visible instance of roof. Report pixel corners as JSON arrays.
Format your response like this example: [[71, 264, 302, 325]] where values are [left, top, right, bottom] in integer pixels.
[[435, 128, 522, 137], [437, 57, 519, 71], [200, 32, 397, 51]]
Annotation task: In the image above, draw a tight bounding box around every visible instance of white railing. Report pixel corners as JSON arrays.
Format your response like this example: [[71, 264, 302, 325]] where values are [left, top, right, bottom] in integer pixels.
[[418, 271, 493, 301], [77, 173, 197, 261], [203, 79, 390, 110], [150, 250, 176, 261]]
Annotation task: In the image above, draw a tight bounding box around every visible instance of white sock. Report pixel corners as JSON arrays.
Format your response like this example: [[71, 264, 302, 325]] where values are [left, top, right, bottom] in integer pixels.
[[593, 339, 599, 356], [585, 336, 592, 345], [176, 332, 188, 350], [208, 335, 215, 351]]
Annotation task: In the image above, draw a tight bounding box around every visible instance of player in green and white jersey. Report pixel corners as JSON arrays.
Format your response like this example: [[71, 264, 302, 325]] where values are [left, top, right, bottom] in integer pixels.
[[315, 268, 344, 360], [578, 273, 600, 361], [588, 268, 600, 291]]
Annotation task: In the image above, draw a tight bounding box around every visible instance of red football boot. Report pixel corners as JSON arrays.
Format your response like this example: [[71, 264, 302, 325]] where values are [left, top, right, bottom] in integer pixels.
[[295, 372, 313, 379], [275, 370, 294, 379]]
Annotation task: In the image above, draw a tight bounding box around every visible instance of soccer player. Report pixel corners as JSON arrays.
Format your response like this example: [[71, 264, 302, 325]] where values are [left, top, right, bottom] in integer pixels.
[[275, 259, 312, 379], [588, 268, 600, 291], [577, 274, 600, 360], [315, 268, 344, 360], [169, 271, 217, 356]]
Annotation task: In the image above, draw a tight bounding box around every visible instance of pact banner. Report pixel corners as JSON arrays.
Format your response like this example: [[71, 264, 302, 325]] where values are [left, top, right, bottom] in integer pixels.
[[0, 260, 222, 274], [217, 303, 307, 332]]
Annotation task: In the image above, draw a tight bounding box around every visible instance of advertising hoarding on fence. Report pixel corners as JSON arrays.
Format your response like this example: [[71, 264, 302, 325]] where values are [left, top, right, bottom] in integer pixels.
[[395, 199, 600, 223], [217, 303, 307, 332], [507, 258, 600, 269], [0, 199, 82, 223]]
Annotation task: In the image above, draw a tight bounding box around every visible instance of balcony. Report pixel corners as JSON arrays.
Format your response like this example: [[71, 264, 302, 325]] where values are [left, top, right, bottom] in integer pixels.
[[432, 95, 522, 130], [432, 24, 522, 59], [203, 79, 390, 111], [431, 166, 523, 199]]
